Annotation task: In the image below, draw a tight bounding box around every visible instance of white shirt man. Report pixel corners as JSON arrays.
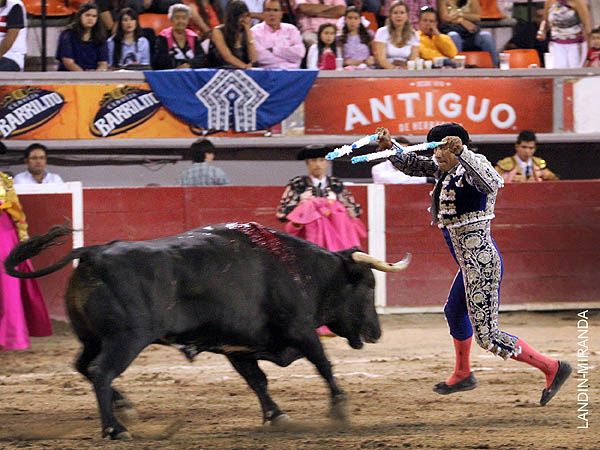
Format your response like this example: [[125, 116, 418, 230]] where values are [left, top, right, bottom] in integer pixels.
[[13, 144, 65, 184]]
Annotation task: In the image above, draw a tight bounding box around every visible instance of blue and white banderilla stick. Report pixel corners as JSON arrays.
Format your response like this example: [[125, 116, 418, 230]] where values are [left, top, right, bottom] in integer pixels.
[[350, 140, 443, 164], [325, 134, 379, 161]]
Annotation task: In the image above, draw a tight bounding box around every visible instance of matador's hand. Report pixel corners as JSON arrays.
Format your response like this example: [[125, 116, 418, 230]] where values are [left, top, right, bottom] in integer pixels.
[[376, 127, 392, 151], [442, 136, 463, 155]]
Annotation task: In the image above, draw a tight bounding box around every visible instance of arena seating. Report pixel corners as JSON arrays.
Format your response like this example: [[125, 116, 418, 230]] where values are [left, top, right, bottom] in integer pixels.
[[361, 11, 379, 34], [505, 48, 541, 68], [457, 51, 494, 68], [480, 0, 504, 19], [24, 0, 75, 16], [139, 13, 171, 36]]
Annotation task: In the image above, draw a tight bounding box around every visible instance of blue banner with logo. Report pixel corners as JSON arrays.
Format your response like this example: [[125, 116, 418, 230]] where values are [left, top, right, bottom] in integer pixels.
[[144, 69, 318, 132]]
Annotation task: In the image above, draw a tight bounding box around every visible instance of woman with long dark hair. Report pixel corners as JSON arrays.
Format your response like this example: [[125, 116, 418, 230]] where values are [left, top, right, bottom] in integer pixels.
[[56, 2, 109, 71], [306, 23, 338, 69], [107, 8, 151, 68], [206, 0, 256, 69]]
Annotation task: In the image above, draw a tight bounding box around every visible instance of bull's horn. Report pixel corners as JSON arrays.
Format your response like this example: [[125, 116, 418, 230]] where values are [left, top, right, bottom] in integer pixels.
[[352, 252, 411, 272]]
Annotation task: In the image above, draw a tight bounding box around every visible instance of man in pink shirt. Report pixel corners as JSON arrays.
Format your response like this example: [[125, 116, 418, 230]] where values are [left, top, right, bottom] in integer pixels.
[[251, 0, 306, 68], [295, 0, 346, 46]]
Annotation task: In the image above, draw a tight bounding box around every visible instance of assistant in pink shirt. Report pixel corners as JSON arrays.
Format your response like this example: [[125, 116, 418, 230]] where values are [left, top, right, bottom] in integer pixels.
[[251, 0, 306, 69]]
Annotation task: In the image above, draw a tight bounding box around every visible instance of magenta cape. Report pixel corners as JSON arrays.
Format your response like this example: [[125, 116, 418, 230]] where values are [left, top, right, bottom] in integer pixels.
[[0, 212, 52, 351]]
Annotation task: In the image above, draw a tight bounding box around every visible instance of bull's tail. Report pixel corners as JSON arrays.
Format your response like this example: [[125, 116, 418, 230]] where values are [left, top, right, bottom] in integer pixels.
[[4, 225, 88, 279]]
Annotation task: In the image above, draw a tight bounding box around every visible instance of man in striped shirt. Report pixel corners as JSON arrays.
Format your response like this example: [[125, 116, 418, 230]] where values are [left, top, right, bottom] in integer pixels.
[[0, 0, 27, 71], [176, 139, 230, 186]]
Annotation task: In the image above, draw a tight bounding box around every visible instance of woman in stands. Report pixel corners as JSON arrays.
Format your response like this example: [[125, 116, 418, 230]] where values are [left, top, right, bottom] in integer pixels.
[[340, 6, 375, 69], [373, 1, 419, 69], [206, 0, 256, 69], [154, 3, 206, 69], [437, 0, 498, 67], [185, 0, 223, 38], [0, 169, 52, 352], [107, 8, 151, 69], [56, 2, 109, 71], [306, 23, 338, 70], [537, 0, 590, 68]]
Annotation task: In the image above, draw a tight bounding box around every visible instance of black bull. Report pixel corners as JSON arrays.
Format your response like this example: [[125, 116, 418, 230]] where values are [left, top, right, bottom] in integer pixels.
[[5, 222, 410, 440]]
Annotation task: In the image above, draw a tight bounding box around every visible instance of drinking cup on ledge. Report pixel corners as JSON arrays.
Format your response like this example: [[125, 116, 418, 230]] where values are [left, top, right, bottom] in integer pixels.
[[544, 52, 554, 69], [424, 60, 433, 69], [499, 52, 510, 70], [407, 60, 416, 70], [433, 56, 444, 68], [416, 58, 424, 70], [454, 55, 466, 69]]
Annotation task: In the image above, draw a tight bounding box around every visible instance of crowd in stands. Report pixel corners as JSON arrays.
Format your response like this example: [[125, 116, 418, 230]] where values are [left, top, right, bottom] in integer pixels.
[[0, 0, 596, 71]]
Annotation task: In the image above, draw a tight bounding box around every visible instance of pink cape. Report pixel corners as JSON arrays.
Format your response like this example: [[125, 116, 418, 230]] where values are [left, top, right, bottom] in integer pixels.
[[284, 198, 366, 251], [0, 212, 52, 351]]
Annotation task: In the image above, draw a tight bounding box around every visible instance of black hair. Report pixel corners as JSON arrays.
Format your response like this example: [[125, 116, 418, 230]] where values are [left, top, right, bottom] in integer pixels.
[[591, 26, 600, 35], [341, 6, 371, 45], [517, 130, 536, 143], [418, 5, 438, 20], [190, 139, 216, 162], [262, 0, 283, 9], [112, 8, 142, 68], [71, 2, 107, 45], [427, 122, 470, 146], [24, 143, 48, 159], [317, 22, 338, 57], [223, 0, 249, 53]]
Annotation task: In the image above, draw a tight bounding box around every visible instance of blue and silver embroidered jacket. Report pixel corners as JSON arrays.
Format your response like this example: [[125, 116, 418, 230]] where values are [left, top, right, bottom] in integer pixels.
[[389, 148, 504, 229]]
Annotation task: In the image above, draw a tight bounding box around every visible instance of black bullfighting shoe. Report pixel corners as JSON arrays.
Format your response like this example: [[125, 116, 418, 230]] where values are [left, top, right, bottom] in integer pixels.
[[540, 360, 573, 406], [433, 372, 478, 395]]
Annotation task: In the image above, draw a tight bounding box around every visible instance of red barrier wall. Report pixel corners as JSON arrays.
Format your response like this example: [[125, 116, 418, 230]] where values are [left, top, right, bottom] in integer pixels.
[[386, 181, 600, 307]]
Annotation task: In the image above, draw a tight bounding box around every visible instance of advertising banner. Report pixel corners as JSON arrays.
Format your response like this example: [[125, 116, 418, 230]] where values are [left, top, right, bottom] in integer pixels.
[[304, 77, 554, 135], [0, 84, 279, 140]]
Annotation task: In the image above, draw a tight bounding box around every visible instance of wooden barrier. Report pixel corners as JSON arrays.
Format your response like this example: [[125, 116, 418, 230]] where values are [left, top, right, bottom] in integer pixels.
[[17, 182, 599, 319]]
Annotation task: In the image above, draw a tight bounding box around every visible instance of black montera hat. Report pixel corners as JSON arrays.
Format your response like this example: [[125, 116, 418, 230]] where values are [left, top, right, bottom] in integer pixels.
[[427, 123, 470, 146], [297, 144, 331, 160]]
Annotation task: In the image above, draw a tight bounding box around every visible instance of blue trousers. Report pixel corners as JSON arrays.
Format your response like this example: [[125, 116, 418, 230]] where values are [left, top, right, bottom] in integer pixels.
[[442, 224, 518, 358], [447, 30, 499, 67]]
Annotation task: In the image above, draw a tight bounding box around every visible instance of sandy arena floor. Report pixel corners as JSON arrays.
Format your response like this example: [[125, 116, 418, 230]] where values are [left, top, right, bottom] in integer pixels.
[[0, 311, 598, 449]]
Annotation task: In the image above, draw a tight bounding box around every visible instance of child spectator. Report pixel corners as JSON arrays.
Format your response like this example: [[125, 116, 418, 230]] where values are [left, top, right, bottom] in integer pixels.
[[374, 0, 419, 69], [584, 26, 600, 67], [185, 0, 223, 37], [154, 3, 206, 69], [340, 6, 375, 68], [107, 8, 151, 69], [56, 2, 109, 71], [307, 23, 338, 69], [206, 0, 257, 69]]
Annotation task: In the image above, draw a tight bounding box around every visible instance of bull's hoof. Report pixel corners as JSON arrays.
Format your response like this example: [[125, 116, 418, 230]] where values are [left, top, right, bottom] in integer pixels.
[[329, 394, 348, 423], [270, 413, 292, 428], [103, 427, 132, 440]]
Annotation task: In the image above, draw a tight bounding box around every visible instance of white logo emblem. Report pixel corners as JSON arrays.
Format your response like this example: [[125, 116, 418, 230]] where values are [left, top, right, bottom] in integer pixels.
[[196, 70, 269, 132]]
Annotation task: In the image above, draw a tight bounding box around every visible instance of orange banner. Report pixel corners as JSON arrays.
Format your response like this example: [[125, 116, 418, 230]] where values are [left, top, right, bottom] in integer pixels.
[[0, 84, 278, 140], [305, 77, 554, 135]]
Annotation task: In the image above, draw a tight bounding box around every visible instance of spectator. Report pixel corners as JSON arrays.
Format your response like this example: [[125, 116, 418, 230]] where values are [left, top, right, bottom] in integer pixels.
[[371, 136, 435, 183], [504, 4, 549, 66], [295, 0, 346, 47], [96, 0, 129, 33], [276, 144, 365, 250], [0, 0, 27, 72], [154, 3, 206, 69], [494, 130, 559, 182], [107, 8, 151, 69], [418, 5, 457, 63], [176, 139, 230, 186], [346, 0, 381, 16], [537, 0, 590, 68], [374, 0, 419, 69], [306, 22, 338, 69], [0, 171, 53, 351], [584, 26, 600, 67], [340, 6, 375, 68], [185, 0, 223, 37], [56, 2, 109, 71], [438, 0, 498, 67], [381, 0, 435, 29], [337, 0, 372, 30], [206, 0, 257, 68], [13, 144, 65, 185], [244, 0, 266, 25], [251, 0, 305, 69]]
